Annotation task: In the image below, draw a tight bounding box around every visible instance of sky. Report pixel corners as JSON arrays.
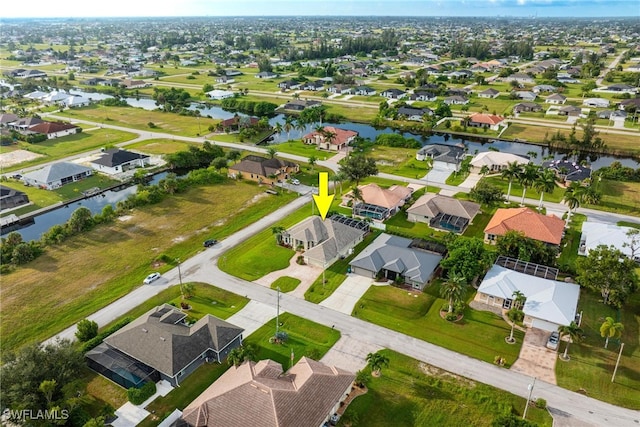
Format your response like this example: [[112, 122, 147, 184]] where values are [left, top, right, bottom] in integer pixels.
[[1, 0, 638, 18]]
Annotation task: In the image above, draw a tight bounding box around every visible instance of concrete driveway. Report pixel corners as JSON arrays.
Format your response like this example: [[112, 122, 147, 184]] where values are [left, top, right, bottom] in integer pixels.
[[321, 335, 382, 373], [510, 328, 558, 384], [319, 274, 376, 315], [459, 172, 482, 190], [254, 252, 324, 298], [226, 300, 280, 337], [424, 165, 453, 184]]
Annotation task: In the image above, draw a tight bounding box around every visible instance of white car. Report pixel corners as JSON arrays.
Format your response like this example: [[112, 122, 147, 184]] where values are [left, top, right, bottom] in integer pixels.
[[143, 272, 161, 284], [291, 178, 300, 185]]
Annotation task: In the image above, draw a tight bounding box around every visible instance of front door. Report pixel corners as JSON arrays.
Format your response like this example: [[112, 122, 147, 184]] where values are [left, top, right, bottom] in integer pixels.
[[503, 299, 512, 309]]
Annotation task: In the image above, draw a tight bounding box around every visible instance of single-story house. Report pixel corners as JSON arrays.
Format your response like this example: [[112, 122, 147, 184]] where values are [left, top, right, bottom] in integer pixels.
[[86, 304, 244, 388], [90, 148, 150, 175], [63, 95, 91, 108], [606, 84, 637, 93], [215, 75, 235, 84], [302, 126, 358, 151], [348, 183, 412, 220], [0, 113, 18, 127], [27, 121, 80, 139], [281, 99, 321, 111], [558, 105, 582, 116], [545, 93, 567, 105], [354, 85, 376, 96], [218, 115, 259, 131], [478, 88, 500, 99], [597, 109, 627, 120], [18, 69, 47, 79], [505, 73, 535, 85], [303, 80, 325, 91], [9, 117, 43, 131], [278, 80, 302, 90], [484, 207, 565, 246], [416, 144, 465, 171], [22, 162, 93, 190], [541, 159, 591, 182], [582, 98, 610, 108], [397, 107, 433, 121], [350, 233, 443, 290], [327, 84, 353, 95], [532, 84, 557, 94], [443, 95, 468, 105], [228, 155, 299, 185], [0, 185, 29, 210], [380, 88, 407, 99], [411, 90, 438, 102], [467, 113, 505, 131], [178, 357, 355, 427], [282, 215, 368, 267], [513, 102, 543, 114], [255, 71, 278, 79], [469, 151, 529, 173], [579, 221, 640, 259], [476, 263, 580, 332], [406, 193, 480, 233], [512, 91, 537, 102], [206, 89, 235, 100], [618, 98, 640, 111]]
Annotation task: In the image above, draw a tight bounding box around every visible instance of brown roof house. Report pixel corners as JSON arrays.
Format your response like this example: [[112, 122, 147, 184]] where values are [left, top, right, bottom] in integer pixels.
[[281, 215, 369, 267], [347, 183, 412, 221], [86, 304, 244, 388], [178, 357, 355, 427], [27, 121, 80, 139], [467, 113, 505, 131], [484, 207, 565, 246], [228, 155, 299, 185], [406, 194, 480, 233], [302, 126, 358, 151]]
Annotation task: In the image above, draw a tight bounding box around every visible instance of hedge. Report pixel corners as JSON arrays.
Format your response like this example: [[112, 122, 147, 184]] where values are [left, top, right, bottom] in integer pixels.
[[127, 381, 157, 405], [80, 317, 133, 353]]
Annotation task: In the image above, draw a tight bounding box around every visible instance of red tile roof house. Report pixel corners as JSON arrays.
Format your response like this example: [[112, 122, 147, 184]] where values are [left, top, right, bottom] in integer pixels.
[[177, 357, 355, 427], [467, 113, 505, 131], [27, 121, 80, 139], [302, 126, 358, 151], [484, 207, 565, 246]]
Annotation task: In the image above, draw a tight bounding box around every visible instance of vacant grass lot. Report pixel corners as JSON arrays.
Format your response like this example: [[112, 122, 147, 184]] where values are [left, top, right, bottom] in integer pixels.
[[270, 140, 337, 160], [368, 146, 431, 179], [340, 350, 552, 427], [305, 231, 382, 304], [271, 276, 301, 293], [57, 105, 219, 137], [584, 179, 640, 216], [0, 181, 295, 351], [481, 175, 565, 204], [125, 138, 198, 154], [353, 284, 524, 366], [3, 128, 136, 172], [555, 291, 640, 409]]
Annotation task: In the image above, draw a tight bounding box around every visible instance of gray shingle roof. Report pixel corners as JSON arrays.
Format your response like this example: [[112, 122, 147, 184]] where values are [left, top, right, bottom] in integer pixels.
[[105, 304, 244, 377], [22, 162, 92, 184], [407, 193, 480, 220]]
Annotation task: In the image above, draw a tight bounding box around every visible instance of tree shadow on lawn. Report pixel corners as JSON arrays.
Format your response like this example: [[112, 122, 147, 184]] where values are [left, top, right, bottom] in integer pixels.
[[411, 380, 455, 401], [20, 253, 58, 272]]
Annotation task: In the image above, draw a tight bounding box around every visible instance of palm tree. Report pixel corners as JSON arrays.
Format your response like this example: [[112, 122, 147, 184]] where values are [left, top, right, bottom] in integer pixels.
[[558, 321, 583, 361], [351, 186, 363, 216], [273, 122, 283, 142], [366, 351, 390, 377], [563, 183, 582, 225], [518, 163, 539, 206], [501, 161, 522, 203], [295, 118, 306, 139], [332, 172, 345, 195], [440, 273, 467, 314], [227, 344, 258, 367], [480, 165, 490, 177], [272, 226, 286, 245], [534, 168, 557, 209], [512, 290, 526, 310], [267, 146, 277, 159], [283, 116, 294, 142], [600, 317, 624, 349], [308, 155, 317, 172]]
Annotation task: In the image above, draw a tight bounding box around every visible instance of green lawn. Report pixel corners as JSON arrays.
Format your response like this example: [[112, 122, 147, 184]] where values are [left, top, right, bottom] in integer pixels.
[[557, 213, 587, 273], [305, 231, 382, 304], [555, 291, 640, 409], [584, 179, 640, 216], [123, 138, 198, 155], [340, 349, 552, 427], [219, 205, 310, 281], [481, 175, 565, 204], [368, 146, 431, 179], [270, 276, 301, 293], [244, 313, 341, 368], [385, 210, 448, 241], [270, 139, 337, 160], [353, 284, 524, 366]]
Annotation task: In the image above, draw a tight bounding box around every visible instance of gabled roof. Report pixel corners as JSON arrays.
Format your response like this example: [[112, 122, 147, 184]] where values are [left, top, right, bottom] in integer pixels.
[[105, 304, 244, 378], [541, 159, 591, 182], [470, 152, 528, 168], [407, 193, 480, 220], [180, 357, 355, 427], [350, 233, 442, 285], [92, 148, 149, 167], [479, 88, 500, 95], [231, 155, 297, 177], [478, 265, 579, 326], [302, 126, 358, 146], [28, 121, 78, 135], [546, 93, 567, 101], [358, 183, 411, 209], [22, 162, 92, 184], [484, 207, 565, 245]]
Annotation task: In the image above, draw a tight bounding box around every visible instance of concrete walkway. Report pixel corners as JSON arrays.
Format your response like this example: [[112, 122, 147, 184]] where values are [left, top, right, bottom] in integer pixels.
[[319, 274, 376, 315], [320, 335, 382, 373], [226, 300, 281, 337]]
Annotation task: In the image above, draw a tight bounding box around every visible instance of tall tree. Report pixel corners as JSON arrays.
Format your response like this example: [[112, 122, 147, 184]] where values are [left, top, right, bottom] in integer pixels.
[[599, 317, 624, 349], [558, 322, 583, 361], [534, 168, 557, 209], [518, 163, 539, 206], [272, 226, 286, 245], [351, 186, 363, 216], [575, 245, 638, 308], [440, 272, 467, 313], [266, 146, 277, 159], [338, 154, 378, 186], [440, 236, 494, 283], [366, 351, 390, 377], [501, 161, 522, 202], [308, 155, 317, 172]]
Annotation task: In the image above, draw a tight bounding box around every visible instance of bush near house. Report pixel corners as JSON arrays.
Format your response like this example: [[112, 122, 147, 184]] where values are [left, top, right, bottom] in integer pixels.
[[128, 381, 157, 404]]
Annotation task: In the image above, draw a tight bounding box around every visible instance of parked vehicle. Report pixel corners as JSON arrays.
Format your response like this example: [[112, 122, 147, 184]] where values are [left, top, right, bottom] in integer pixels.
[[143, 272, 161, 284], [203, 239, 218, 247], [546, 331, 560, 350], [291, 178, 300, 185]]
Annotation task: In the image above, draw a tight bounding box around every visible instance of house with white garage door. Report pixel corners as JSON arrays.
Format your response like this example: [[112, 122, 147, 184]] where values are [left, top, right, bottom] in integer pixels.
[[475, 258, 580, 332]]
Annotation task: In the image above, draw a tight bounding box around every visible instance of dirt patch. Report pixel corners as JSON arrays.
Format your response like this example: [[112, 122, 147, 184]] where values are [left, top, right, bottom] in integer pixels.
[[118, 215, 133, 222], [249, 192, 269, 204], [0, 149, 44, 168], [418, 362, 476, 388], [172, 236, 186, 243], [213, 219, 226, 227]]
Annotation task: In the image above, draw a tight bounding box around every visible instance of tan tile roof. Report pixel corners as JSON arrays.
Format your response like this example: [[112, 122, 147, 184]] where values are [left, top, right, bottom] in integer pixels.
[[358, 183, 409, 209], [180, 357, 355, 427], [484, 207, 564, 245], [469, 113, 504, 125], [303, 126, 358, 146]]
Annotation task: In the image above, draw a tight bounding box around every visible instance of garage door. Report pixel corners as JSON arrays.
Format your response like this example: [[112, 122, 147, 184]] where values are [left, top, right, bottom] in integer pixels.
[[531, 318, 558, 332]]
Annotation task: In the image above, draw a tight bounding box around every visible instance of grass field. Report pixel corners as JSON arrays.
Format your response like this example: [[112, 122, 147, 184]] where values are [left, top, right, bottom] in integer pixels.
[[585, 179, 640, 216], [270, 276, 301, 293], [270, 139, 338, 160], [0, 181, 295, 352], [353, 284, 524, 366], [481, 175, 565, 204], [123, 138, 198, 155], [368, 146, 432, 179], [340, 349, 552, 427], [3, 128, 136, 172], [555, 291, 640, 409]]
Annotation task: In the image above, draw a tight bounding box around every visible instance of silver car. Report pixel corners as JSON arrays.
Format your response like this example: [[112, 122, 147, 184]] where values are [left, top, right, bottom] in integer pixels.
[[143, 272, 161, 284], [546, 331, 560, 350]]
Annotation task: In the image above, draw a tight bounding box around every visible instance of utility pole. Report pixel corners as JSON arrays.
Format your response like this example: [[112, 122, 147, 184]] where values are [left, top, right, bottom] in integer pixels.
[[522, 377, 536, 420], [611, 343, 625, 383], [276, 286, 281, 337], [176, 258, 183, 286]]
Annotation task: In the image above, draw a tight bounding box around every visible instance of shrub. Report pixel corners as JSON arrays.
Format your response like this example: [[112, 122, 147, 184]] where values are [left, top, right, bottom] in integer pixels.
[[80, 317, 132, 353], [127, 381, 156, 405], [445, 313, 458, 321], [147, 122, 156, 128], [507, 309, 525, 323], [535, 398, 547, 409], [76, 319, 99, 342]]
